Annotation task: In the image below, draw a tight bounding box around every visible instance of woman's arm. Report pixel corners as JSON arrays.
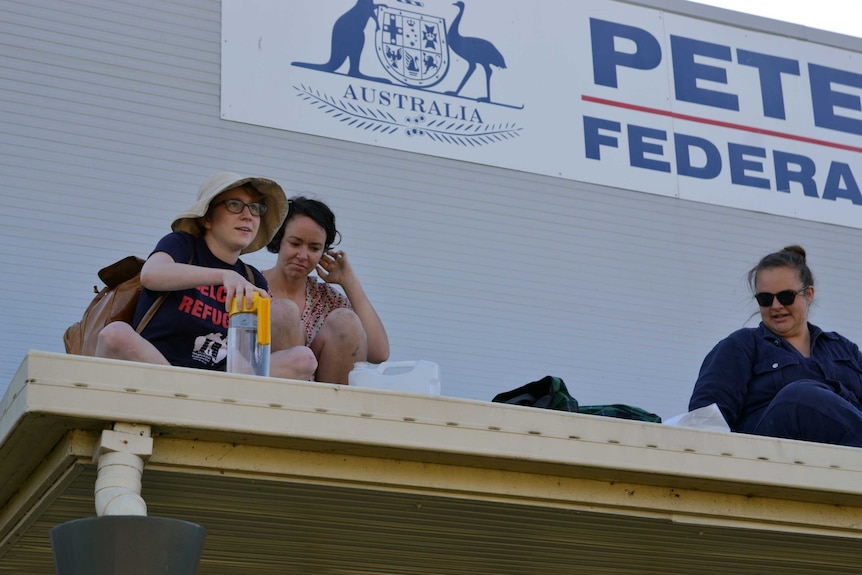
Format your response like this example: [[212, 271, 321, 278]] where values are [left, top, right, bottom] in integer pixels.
[[689, 331, 755, 429], [140, 252, 268, 310], [317, 251, 390, 363], [340, 277, 390, 363]]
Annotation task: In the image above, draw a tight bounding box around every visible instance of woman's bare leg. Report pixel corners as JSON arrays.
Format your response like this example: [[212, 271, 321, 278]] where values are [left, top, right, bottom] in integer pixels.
[[95, 322, 170, 365], [270, 298, 306, 350], [271, 346, 318, 381], [311, 308, 367, 385]]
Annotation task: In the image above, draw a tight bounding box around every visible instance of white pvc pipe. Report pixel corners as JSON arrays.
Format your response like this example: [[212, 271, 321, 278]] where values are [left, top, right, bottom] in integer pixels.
[[94, 451, 147, 516]]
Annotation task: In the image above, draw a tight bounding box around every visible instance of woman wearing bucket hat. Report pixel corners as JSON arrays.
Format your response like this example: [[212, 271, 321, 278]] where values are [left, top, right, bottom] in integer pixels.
[[262, 196, 389, 385], [94, 172, 317, 380]]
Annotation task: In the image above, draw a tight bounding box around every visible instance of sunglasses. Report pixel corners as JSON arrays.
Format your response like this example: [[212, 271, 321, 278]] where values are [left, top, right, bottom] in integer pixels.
[[219, 198, 267, 217], [754, 286, 809, 307]]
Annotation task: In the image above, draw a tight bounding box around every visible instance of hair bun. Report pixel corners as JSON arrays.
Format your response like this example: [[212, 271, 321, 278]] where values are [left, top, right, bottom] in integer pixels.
[[781, 245, 806, 262]]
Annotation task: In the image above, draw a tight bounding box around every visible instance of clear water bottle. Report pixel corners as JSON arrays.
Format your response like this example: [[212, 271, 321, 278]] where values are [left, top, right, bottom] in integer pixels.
[[227, 292, 271, 376]]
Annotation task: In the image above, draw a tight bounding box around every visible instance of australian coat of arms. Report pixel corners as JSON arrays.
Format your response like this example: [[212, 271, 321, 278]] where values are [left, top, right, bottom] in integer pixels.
[[291, 0, 523, 146]]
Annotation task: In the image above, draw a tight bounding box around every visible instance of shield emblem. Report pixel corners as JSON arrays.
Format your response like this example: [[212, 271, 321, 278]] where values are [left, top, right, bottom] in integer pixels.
[[375, 6, 449, 88]]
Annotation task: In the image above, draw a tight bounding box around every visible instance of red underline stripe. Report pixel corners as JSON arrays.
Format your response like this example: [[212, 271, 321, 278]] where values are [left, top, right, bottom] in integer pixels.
[[582, 95, 862, 154]]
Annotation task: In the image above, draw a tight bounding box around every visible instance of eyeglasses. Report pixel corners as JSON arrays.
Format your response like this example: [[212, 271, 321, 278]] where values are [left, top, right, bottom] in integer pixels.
[[218, 199, 267, 217], [754, 286, 809, 307]]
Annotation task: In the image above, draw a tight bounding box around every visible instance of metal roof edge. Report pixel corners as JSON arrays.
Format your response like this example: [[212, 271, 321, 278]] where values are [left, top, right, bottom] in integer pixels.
[[5, 351, 862, 508]]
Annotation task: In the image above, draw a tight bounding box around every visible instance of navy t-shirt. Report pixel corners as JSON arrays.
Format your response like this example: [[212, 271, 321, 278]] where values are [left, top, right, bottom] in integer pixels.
[[133, 232, 268, 371]]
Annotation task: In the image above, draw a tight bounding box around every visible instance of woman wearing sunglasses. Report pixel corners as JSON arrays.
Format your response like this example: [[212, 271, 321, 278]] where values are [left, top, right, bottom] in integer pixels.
[[689, 245, 862, 447], [95, 172, 317, 380]]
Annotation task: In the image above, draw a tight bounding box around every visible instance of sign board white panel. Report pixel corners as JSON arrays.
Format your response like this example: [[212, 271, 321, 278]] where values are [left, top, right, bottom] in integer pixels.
[[222, 0, 862, 228]]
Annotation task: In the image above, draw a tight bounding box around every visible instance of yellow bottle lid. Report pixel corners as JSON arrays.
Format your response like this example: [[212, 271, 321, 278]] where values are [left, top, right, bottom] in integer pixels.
[[228, 293, 271, 346]]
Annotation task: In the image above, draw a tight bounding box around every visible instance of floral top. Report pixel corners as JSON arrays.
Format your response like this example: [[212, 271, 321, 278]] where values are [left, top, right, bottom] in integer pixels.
[[301, 276, 352, 346]]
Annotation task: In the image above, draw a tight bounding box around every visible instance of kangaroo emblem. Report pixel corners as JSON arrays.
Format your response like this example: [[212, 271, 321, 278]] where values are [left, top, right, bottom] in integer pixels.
[[293, 0, 391, 83]]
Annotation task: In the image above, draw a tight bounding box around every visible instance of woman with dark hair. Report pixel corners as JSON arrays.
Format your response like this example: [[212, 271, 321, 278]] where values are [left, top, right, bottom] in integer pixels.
[[263, 196, 389, 384], [689, 245, 862, 447]]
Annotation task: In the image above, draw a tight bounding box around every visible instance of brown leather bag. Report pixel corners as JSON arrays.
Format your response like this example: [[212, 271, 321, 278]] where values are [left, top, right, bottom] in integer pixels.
[[63, 256, 170, 356]]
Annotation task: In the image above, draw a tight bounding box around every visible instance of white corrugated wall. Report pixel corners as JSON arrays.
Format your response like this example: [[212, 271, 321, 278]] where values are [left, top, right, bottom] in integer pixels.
[[2, 0, 862, 419]]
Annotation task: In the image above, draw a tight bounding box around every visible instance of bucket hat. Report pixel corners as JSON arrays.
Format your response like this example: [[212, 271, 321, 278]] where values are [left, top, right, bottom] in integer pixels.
[[172, 172, 289, 254]]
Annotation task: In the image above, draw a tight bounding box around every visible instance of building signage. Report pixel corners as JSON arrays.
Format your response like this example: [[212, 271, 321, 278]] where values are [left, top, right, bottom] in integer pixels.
[[222, 0, 862, 229]]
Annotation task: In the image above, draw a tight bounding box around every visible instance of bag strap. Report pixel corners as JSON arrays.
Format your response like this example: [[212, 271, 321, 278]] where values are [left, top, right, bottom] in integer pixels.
[[135, 292, 169, 335], [134, 253, 194, 335], [134, 259, 256, 334]]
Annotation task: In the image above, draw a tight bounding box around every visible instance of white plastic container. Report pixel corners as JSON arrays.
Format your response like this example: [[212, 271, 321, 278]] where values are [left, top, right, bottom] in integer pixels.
[[348, 361, 441, 395]]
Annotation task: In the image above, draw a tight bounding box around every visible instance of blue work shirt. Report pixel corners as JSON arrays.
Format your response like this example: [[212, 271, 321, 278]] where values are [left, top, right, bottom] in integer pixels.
[[689, 322, 862, 433]]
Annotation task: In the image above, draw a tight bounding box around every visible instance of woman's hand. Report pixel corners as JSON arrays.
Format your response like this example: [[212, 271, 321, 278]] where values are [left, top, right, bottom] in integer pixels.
[[223, 269, 269, 311], [316, 250, 354, 286]]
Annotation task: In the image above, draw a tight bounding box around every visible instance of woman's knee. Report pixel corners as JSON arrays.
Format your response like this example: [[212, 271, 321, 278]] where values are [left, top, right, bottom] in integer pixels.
[[318, 308, 365, 345], [271, 298, 302, 324], [771, 379, 846, 406], [270, 299, 305, 348], [755, 380, 862, 446], [95, 321, 138, 357]]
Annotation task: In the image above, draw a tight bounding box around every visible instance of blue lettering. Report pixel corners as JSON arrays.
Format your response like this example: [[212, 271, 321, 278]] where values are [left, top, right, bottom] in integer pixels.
[[671, 36, 738, 111], [773, 151, 818, 197], [359, 87, 376, 103], [675, 134, 722, 179], [737, 50, 800, 120], [342, 84, 476, 121], [590, 18, 662, 88], [583, 116, 621, 160], [810, 64, 862, 136], [823, 163, 862, 205], [411, 96, 426, 113], [628, 125, 670, 173], [582, 115, 862, 215], [728, 143, 770, 189]]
